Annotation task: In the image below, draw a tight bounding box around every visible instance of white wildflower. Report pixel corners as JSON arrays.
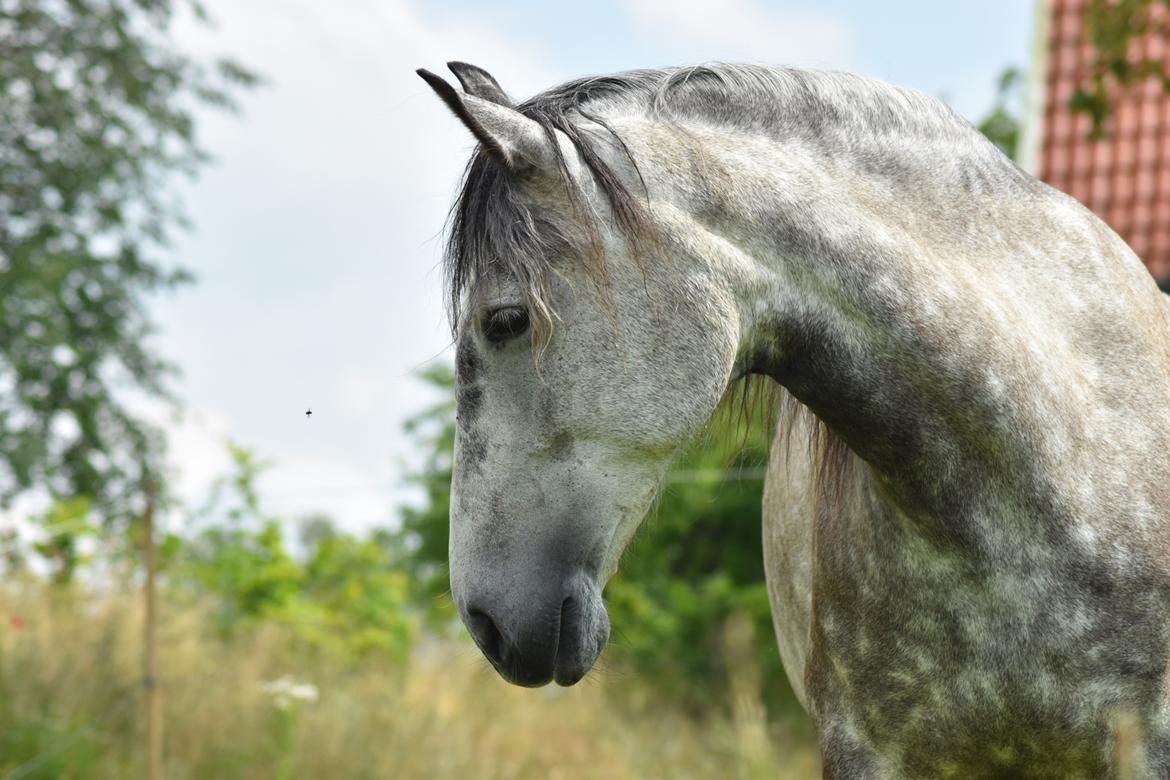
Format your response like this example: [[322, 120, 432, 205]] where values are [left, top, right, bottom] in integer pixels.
[[261, 675, 319, 709]]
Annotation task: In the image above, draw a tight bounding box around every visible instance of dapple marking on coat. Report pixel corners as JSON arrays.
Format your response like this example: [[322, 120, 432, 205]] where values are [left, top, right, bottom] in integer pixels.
[[417, 61, 1170, 778]]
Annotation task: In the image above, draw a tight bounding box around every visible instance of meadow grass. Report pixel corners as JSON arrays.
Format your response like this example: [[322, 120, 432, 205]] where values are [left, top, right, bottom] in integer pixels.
[[0, 582, 819, 779]]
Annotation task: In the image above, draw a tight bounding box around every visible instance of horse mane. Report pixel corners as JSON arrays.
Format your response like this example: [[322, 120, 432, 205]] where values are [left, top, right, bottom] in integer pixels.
[[444, 63, 975, 501], [444, 64, 975, 331]]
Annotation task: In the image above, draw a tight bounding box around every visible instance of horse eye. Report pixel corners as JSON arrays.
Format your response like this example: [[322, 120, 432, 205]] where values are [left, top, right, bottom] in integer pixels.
[[482, 306, 530, 344]]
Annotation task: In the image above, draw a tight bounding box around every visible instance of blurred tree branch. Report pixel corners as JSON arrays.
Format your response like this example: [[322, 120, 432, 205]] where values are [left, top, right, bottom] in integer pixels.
[[0, 0, 258, 527], [978, 67, 1023, 159]]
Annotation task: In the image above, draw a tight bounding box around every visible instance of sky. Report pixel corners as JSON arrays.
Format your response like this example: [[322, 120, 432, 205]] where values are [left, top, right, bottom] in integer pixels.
[[156, 0, 1038, 534]]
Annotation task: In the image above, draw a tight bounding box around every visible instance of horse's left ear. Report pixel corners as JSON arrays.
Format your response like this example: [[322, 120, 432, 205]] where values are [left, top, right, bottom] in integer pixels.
[[416, 67, 555, 172]]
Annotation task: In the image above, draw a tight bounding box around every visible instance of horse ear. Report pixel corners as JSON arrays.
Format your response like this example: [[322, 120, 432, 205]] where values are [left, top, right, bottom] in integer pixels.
[[446, 61, 514, 107], [416, 68, 554, 172]]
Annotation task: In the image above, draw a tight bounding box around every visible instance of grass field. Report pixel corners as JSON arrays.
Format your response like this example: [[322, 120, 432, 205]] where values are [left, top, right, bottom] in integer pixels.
[[0, 583, 819, 779]]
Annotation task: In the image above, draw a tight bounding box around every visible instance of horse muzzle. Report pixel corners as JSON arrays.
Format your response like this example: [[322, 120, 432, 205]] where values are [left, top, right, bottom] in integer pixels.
[[459, 571, 609, 687]]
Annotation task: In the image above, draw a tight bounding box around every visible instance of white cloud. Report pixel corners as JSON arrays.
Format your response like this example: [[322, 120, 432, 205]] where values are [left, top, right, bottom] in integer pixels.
[[152, 0, 561, 532], [625, 0, 851, 67]]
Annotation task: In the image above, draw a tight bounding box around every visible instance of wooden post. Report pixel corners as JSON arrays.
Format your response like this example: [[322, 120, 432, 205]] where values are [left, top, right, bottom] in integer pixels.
[[143, 481, 161, 780]]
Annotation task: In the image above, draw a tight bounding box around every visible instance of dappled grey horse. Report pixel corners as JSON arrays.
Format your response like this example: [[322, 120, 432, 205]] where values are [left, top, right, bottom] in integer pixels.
[[418, 62, 1170, 777]]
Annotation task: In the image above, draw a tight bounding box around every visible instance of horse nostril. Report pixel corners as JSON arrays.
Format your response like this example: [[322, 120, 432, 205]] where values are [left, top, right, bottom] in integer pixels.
[[466, 607, 504, 663]]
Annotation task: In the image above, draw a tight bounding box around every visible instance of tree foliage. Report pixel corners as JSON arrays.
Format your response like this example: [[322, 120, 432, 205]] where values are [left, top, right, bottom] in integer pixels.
[[0, 0, 256, 516], [978, 67, 1023, 160], [29, 494, 94, 583], [603, 404, 797, 711], [178, 443, 418, 662], [1076, 0, 1170, 135], [396, 363, 456, 619]]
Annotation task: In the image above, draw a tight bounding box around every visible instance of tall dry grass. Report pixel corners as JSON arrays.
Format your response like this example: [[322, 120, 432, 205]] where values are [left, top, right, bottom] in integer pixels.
[[0, 583, 818, 779]]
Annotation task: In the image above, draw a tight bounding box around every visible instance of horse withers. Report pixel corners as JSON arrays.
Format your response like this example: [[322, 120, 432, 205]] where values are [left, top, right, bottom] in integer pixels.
[[418, 61, 1170, 778]]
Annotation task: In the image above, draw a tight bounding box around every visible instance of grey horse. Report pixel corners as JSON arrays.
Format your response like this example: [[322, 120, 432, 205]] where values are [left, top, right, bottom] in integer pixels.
[[417, 61, 1170, 778]]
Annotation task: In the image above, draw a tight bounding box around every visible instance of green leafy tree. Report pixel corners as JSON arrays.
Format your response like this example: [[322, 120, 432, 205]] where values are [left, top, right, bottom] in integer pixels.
[[978, 67, 1023, 160], [182, 444, 302, 627], [1077, 0, 1170, 135], [296, 525, 417, 661], [396, 363, 457, 620], [602, 406, 797, 711], [180, 443, 418, 662], [979, 3, 1170, 148], [29, 494, 94, 584], [0, 0, 257, 518]]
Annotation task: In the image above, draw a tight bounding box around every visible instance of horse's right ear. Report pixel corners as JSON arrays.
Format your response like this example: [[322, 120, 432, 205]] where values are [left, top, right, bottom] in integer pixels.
[[416, 67, 555, 172], [446, 61, 514, 107]]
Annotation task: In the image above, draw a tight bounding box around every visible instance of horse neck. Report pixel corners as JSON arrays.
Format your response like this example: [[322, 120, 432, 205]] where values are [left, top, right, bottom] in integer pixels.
[[630, 116, 1170, 531]]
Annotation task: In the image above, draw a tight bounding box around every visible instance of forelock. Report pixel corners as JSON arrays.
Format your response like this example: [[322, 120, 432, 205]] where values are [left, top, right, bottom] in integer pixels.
[[443, 75, 657, 341]]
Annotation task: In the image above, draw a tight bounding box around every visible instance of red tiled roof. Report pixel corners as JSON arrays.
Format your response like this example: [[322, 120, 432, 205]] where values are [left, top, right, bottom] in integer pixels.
[[1039, 0, 1170, 280]]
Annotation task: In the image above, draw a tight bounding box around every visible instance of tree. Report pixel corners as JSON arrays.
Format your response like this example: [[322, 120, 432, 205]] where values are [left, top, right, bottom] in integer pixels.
[[29, 495, 94, 584], [0, 0, 257, 519], [1076, 0, 1170, 135], [179, 443, 418, 662], [396, 363, 457, 622], [981, 3, 1170, 144], [978, 67, 1023, 160], [602, 402, 798, 712]]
